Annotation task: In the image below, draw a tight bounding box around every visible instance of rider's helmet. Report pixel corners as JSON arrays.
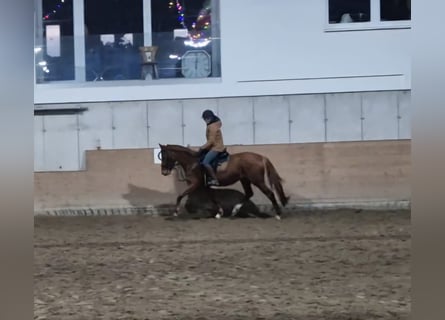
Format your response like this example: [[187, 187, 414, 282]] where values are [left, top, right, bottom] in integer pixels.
[[202, 109, 215, 120]]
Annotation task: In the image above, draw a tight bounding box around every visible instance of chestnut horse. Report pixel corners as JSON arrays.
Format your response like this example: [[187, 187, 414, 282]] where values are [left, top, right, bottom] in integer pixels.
[[158, 144, 289, 220]]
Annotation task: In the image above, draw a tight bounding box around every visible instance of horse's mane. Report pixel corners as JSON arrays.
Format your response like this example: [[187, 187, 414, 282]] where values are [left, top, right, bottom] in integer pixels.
[[165, 144, 199, 157]]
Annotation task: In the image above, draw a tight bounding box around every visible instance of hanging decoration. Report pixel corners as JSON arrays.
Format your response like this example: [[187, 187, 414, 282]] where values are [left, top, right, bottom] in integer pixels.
[[43, 0, 66, 20], [170, 0, 212, 47], [175, 0, 187, 29], [173, 0, 210, 34]]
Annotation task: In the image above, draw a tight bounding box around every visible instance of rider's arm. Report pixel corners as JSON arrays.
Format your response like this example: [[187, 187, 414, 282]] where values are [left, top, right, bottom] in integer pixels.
[[200, 126, 216, 150]]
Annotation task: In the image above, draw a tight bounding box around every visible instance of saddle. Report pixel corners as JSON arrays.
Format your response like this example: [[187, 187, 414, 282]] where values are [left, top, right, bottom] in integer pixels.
[[200, 149, 230, 171], [213, 149, 230, 171]]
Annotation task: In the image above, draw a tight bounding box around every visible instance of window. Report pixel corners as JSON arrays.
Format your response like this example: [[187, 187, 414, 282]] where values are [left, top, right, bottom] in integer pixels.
[[34, 0, 221, 84], [84, 0, 144, 81], [380, 0, 411, 21], [329, 0, 370, 24], [35, 0, 75, 82], [150, 0, 221, 79], [327, 0, 411, 30]]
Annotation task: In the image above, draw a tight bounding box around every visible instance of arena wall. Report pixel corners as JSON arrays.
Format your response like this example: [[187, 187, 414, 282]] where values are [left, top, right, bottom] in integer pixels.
[[34, 140, 410, 215], [35, 90, 411, 172]]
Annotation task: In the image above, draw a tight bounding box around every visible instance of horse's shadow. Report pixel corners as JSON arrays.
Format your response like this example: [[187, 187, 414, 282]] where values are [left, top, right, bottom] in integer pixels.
[[122, 183, 175, 208]]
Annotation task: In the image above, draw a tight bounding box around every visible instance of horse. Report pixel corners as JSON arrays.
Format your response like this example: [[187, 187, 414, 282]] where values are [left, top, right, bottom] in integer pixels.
[[158, 144, 289, 220]]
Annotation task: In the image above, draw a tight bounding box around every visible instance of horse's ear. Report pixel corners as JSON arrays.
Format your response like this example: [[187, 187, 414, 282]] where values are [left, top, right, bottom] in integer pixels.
[[159, 143, 164, 148]]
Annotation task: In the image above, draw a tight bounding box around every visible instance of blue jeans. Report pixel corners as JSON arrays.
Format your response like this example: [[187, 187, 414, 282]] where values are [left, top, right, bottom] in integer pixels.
[[201, 150, 219, 167]]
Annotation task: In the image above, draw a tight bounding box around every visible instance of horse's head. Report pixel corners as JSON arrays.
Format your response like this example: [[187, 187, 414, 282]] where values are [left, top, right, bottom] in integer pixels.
[[158, 144, 200, 177], [158, 144, 176, 176]]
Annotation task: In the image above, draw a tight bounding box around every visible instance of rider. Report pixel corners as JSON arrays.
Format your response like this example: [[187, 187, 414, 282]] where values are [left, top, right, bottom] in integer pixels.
[[198, 109, 225, 186]]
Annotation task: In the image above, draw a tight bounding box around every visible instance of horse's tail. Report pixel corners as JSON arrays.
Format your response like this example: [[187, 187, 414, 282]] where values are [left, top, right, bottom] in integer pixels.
[[263, 157, 290, 207]]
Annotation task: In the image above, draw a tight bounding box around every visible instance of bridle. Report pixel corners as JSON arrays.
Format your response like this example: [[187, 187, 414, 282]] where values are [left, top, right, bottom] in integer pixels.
[[158, 148, 187, 182]]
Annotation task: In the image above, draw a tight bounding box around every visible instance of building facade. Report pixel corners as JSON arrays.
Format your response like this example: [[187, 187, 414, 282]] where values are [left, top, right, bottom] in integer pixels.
[[34, 0, 411, 172]]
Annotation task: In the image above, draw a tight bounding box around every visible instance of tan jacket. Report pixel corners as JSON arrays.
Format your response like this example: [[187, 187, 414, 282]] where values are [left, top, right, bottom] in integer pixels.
[[201, 120, 225, 152]]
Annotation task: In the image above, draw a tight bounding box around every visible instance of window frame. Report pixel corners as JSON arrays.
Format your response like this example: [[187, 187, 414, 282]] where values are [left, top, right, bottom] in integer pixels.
[[325, 0, 411, 32]]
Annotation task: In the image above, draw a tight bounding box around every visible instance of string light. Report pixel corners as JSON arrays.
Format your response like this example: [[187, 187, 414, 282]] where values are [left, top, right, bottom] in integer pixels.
[[175, 0, 187, 29], [43, 0, 66, 20]]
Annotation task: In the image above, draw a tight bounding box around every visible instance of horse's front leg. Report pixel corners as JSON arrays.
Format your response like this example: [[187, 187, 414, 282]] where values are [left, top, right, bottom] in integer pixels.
[[173, 195, 183, 217], [207, 188, 224, 219], [174, 182, 199, 217]]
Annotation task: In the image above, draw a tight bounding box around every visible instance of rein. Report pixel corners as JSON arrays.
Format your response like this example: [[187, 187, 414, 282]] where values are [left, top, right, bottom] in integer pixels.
[[158, 148, 194, 182], [174, 164, 187, 182]]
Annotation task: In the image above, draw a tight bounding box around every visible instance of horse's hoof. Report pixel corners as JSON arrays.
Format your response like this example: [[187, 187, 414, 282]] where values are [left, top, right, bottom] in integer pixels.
[[275, 215, 281, 221], [173, 212, 178, 217], [215, 213, 222, 219]]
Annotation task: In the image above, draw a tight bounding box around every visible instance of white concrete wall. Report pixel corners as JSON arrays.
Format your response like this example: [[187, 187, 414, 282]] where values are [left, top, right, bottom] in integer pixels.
[[34, 0, 410, 104], [34, 90, 411, 171]]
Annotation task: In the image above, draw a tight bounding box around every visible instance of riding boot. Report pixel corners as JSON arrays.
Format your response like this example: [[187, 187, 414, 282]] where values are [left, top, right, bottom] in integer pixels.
[[204, 165, 219, 186]]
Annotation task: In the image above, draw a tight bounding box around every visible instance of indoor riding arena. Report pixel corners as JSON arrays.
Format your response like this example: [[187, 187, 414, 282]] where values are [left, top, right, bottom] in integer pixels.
[[34, 0, 411, 319], [34, 140, 411, 320]]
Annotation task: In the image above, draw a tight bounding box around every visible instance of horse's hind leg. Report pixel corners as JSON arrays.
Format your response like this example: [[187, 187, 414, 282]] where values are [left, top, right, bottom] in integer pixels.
[[232, 178, 254, 217], [254, 181, 282, 220], [174, 194, 184, 217]]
